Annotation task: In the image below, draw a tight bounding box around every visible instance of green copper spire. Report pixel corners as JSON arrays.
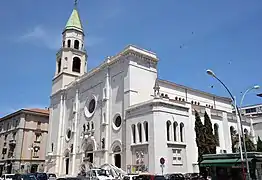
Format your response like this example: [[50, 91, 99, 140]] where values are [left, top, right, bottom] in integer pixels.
[[64, 1, 84, 33]]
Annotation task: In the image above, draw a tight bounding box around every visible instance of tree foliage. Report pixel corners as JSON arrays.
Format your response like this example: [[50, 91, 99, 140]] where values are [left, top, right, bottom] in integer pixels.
[[230, 127, 239, 153], [194, 111, 217, 163], [257, 136, 262, 152], [245, 134, 256, 152], [194, 111, 205, 162], [230, 128, 256, 152], [204, 112, 216, 154]]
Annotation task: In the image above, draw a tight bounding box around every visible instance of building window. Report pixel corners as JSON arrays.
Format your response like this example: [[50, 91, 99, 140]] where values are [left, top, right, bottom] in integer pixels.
[[87, 122, 90, 130], [91, 122, 94, 130], [214, 124, 219, 146], [74, 40, 80, 49], [63, 41, 65, 47], [180, 123, 184, 142], [35, 134, 42, 142], [137, 123, 142, 143], [173, 122, 178, 141], [131, 124, 136, 144], [58, 58, 62, 73], [245, 108, 256, 114], [114, 115, 122, 129], [12, 132, 16, 140], [166, 121, 171, 141], [51, 143, 54, 152], [172, 149, 182, 165], [143, 121, 148, 142], [15, 120, 19, 127], [244, 128, 248, 136], [72, 57, 81, 73], [67, 40, 71, 48]]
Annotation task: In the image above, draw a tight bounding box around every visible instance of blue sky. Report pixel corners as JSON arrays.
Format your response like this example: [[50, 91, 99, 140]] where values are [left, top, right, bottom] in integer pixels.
[[0, 0, 262, 116]]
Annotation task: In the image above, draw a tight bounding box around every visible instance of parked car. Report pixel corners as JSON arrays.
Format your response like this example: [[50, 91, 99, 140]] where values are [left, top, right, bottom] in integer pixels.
[[47, 174, 57, 180], [136, 174, 166, 180], [0, 174, 15, 180], [184, 173, 204, 180], [123, 174, 139, 180], [29, 173, 48, 180], [13, 174, 37, 180], [165, 174, 185, 180], [57, 177, 82, 180], [86, 168, 114, 180]]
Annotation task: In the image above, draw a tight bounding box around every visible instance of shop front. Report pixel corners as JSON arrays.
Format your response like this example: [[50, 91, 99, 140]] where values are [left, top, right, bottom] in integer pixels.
[[200, 152, 262, 180]]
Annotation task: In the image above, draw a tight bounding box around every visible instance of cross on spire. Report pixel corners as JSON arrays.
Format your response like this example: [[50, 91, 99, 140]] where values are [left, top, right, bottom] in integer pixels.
[[74, 0, 78, 7]]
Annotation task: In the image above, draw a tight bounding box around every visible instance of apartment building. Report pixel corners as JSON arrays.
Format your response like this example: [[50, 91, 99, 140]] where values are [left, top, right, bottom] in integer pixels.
[[0, 108, 49, 175]]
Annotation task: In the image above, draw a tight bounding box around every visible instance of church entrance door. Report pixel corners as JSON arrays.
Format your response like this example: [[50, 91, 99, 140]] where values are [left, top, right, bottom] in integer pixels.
[[64, 151, 70, 175], [65, 158, 69, 175], [113, 145, 121, 169], [114, 154, 121, 168], [87, 153, 93, 163]]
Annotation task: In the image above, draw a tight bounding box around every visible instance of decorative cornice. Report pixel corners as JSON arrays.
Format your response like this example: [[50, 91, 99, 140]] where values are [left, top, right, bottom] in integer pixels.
[[126, 99, 189, 115], [57, 45, 158, 92], [159, 79, 232, 103]]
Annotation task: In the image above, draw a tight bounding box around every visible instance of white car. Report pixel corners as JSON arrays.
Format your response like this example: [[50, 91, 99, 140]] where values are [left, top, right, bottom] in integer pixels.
[[123, 174, 139, 180], [87, 168, 114, 180], [0, 174, 15, 180]]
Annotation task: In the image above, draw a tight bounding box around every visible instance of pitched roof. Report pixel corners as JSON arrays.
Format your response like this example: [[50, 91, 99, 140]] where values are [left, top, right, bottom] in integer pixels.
[[0, 108, 49, 121], [64, 8, 83, 33], [25, 108, 49, 115]]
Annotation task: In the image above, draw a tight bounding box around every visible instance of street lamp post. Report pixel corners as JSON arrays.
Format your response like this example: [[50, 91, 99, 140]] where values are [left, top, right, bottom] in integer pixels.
[[206, 69, 259, 180], [240, 86, 260, 110]]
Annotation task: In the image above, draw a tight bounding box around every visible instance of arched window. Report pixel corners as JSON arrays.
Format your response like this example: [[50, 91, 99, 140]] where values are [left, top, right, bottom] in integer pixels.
[[51, 143, 54, 152], [180, 123, 184, 142], [72, 57, 81, 73], [91, 122, 94, 130], [166, 121, 171, 141], [214, 124, 219, 146], [244, 128, 248, 137], [57, 58, 61, 73], [173, 122, 178, 141], [230, 126, 234, 135], [143, 121, 148, 142], [87, 122, 90, 130], [63, 41, 65, 47], [74, 40, 80, 49], [137, 123, 142, 142], [67, 40, 71, 48], [230, 126, 235, 141], [131, 125, 136, 144]]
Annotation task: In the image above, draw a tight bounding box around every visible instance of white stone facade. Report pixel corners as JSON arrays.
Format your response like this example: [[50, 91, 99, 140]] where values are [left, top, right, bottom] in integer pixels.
[[45, 6, 252, 176]]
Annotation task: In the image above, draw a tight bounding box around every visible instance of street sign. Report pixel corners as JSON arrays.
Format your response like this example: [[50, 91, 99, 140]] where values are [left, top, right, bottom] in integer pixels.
[[160, 157, 165, 165]]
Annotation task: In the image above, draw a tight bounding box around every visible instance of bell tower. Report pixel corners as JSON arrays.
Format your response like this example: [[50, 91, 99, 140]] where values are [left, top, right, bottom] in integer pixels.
[[52, 1, 87, 95]]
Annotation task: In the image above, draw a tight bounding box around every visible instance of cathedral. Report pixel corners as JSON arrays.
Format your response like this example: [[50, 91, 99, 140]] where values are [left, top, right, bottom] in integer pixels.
[[45, 3, 253, 176]]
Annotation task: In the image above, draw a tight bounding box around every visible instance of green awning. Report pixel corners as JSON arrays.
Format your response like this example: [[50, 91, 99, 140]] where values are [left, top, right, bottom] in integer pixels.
[[200, 158, 239, 167]]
